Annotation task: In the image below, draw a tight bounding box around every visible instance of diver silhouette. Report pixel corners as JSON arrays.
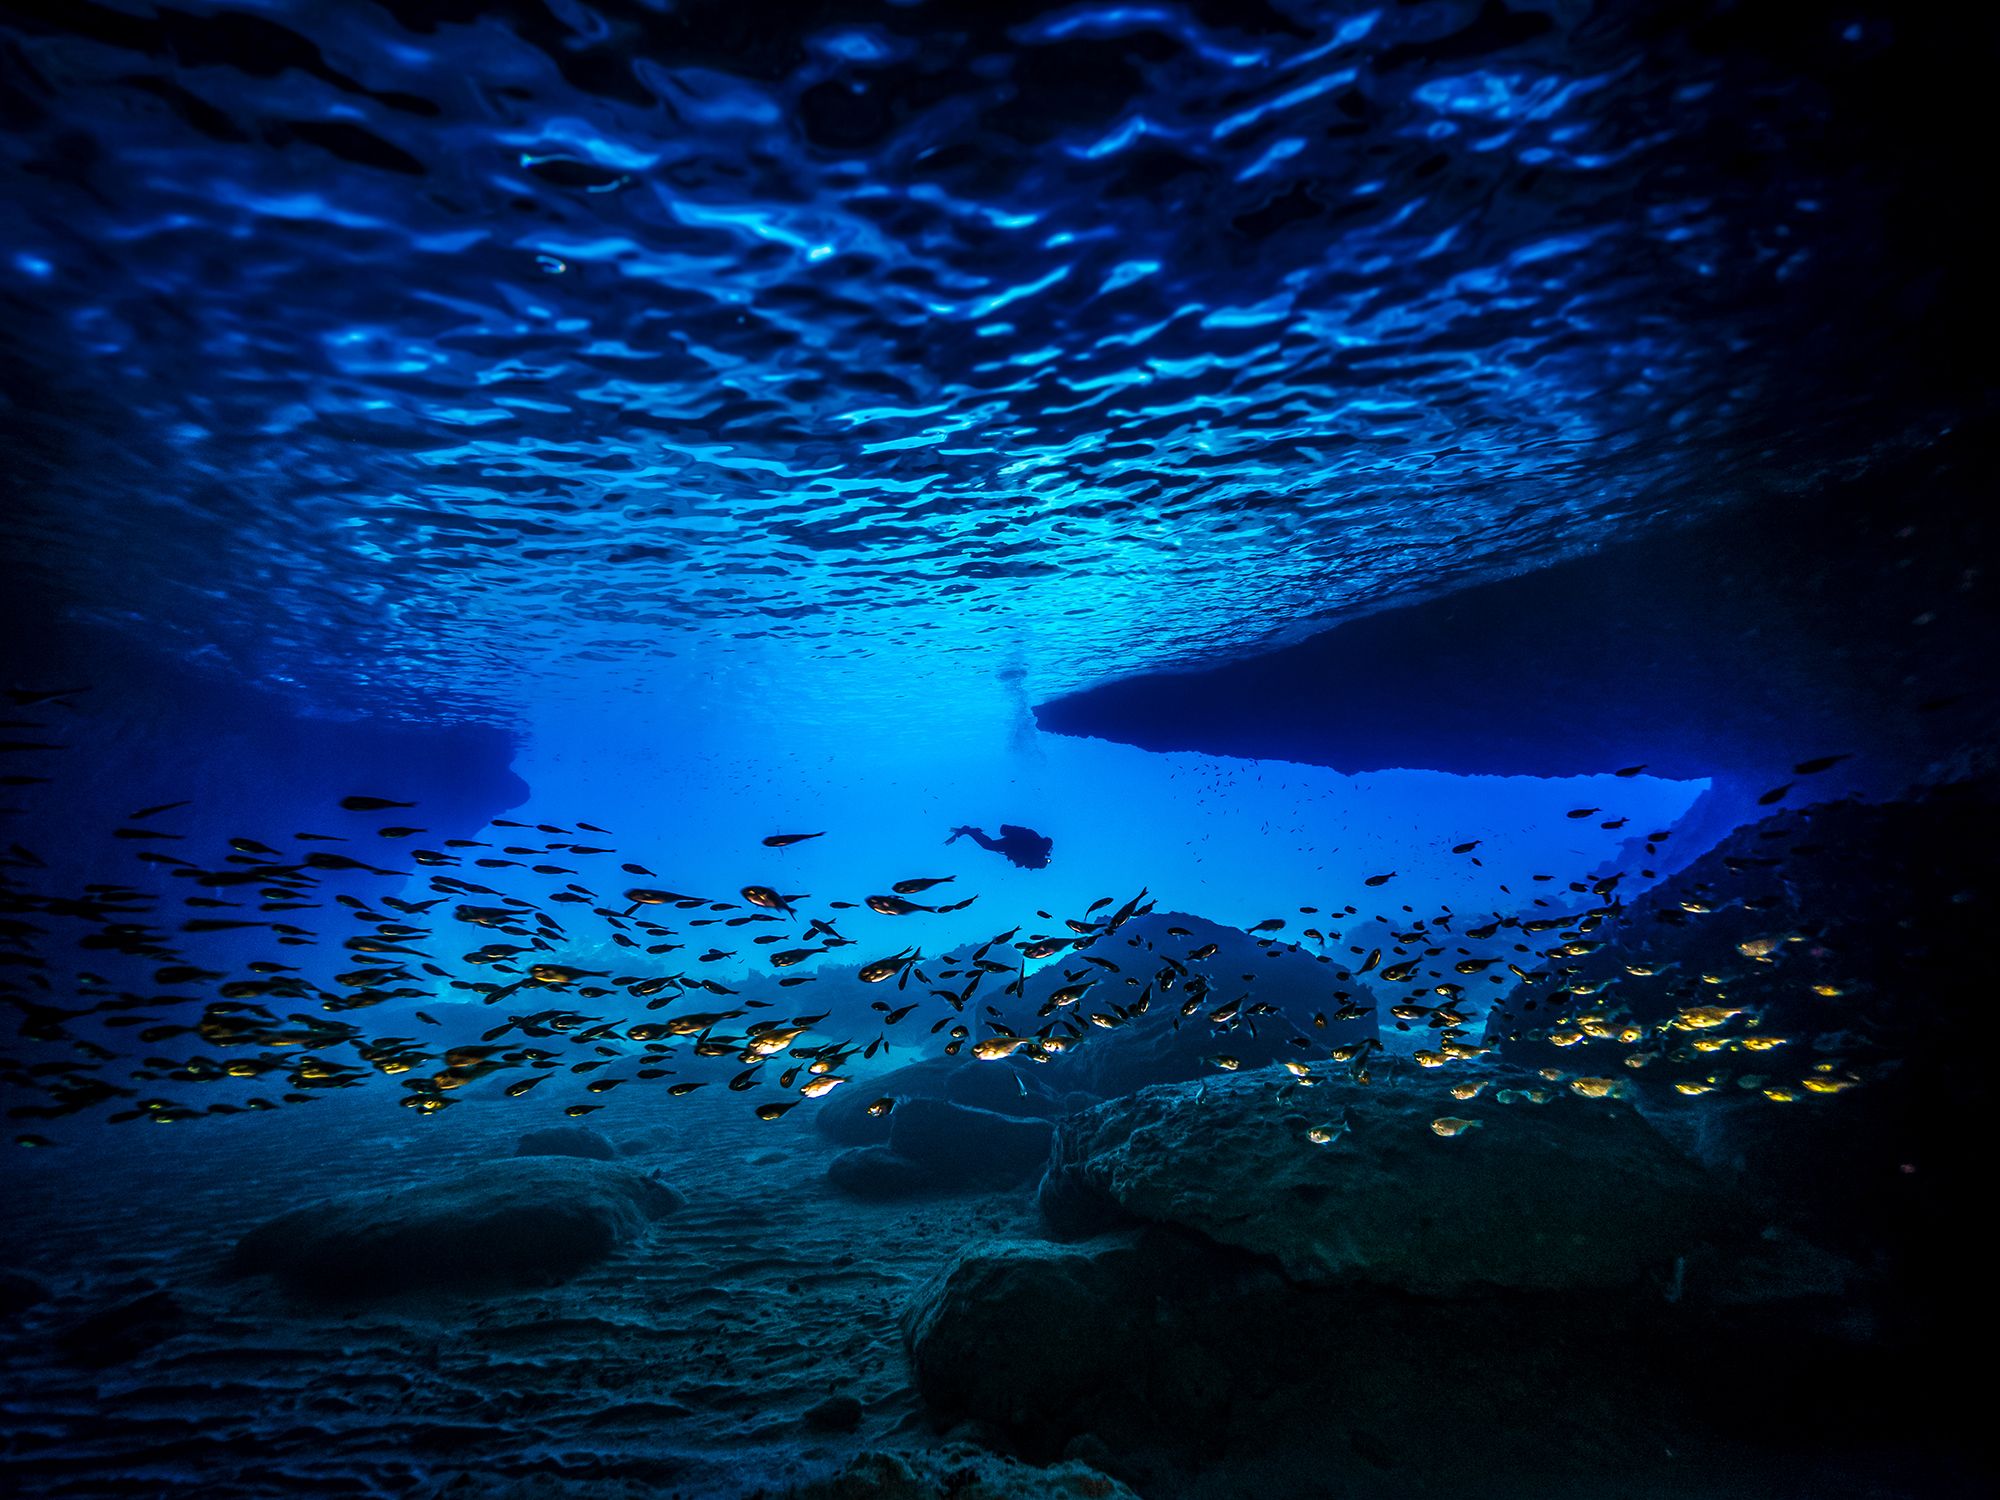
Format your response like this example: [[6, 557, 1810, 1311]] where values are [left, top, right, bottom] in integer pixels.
[[945, 823, 1053, 870]]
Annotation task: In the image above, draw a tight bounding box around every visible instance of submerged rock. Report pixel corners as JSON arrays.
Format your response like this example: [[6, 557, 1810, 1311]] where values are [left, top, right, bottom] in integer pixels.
[[1036, 915, 1377, 1101], [516, 1124, 617, 1161], [902, 1233, 1214, 1440], [55, 1286, 188, 1367], [816, 1057, 1057, 1146], [899, 1223, 1811, 1486], [826, 1145, 938, 1201], [233, 1156, 684, 1296], [786, 1446, 1136, 1500], [889, 1098, 1053, 1185], [1041, 1071, 1728, 1294]]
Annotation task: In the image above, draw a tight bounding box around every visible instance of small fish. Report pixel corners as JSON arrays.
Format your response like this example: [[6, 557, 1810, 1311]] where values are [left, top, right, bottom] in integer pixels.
[[1672, 1005, 1744, 1030], [971, 1035, 1035, 1060], [340, 795, 416, 812], [762, 832, 824, 848], [755, 1100, 799, 1121], [1429, 1117, 1482, 1138], [865, 1097, 895, 1117], [1792, 754, 1851, 775], [1569, 1077, 1622, 1099], [859, 949, 918, 983], [741, 885, 798, 916]]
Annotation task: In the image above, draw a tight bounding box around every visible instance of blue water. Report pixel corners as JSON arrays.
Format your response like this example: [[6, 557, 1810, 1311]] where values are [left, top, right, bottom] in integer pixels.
[[0, 6, 1991, 1496]]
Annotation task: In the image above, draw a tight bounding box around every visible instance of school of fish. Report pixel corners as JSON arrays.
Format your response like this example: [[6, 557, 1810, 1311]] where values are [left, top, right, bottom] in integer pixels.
[[2, 690, 1872, 1148]]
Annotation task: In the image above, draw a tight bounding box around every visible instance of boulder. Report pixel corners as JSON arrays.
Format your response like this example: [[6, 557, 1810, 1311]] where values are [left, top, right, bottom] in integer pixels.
[[1048, 1002, 1370, 1101], [825, 1145, 938, 1201], [815, 1057, 1058, 1146], [1018, 913, 1378, 1100], [233, 1156, 684, 1296], [1041, 1071, 1731, 1294], [888, 1099, 1053, 1184], [900, 1227, 1731, 1482], [516, 1124, 617, 1161], [901, 1229, 1310, 1462], [903, 1234, 1189, 1434], [941, 1062, 1060, 1119], [55, 1286, 187, 1367]]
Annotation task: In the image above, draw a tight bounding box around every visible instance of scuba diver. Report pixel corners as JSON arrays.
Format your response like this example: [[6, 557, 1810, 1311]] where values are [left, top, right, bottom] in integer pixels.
[[946, 823, 1053, 870]]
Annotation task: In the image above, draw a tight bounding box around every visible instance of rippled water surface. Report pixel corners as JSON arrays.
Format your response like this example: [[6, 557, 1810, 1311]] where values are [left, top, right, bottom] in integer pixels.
[[2, 1, 1974, 728]]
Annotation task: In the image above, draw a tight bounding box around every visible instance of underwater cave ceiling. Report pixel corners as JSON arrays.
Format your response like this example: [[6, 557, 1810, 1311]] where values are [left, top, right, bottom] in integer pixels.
[[1034, 444, 2000, 794], [0, 1, 1990, 730]]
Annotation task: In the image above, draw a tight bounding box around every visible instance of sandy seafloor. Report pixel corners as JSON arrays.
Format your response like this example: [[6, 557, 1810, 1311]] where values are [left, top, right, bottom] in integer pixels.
[[0, 1087, 1045, 1499], [0, 1081, 1983, 1500]]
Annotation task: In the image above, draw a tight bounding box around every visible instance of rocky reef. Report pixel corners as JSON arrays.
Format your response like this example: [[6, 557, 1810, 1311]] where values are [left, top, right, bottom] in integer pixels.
[[890, 783, 1997, 1496], [1493, 777, 1996, 1301]]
